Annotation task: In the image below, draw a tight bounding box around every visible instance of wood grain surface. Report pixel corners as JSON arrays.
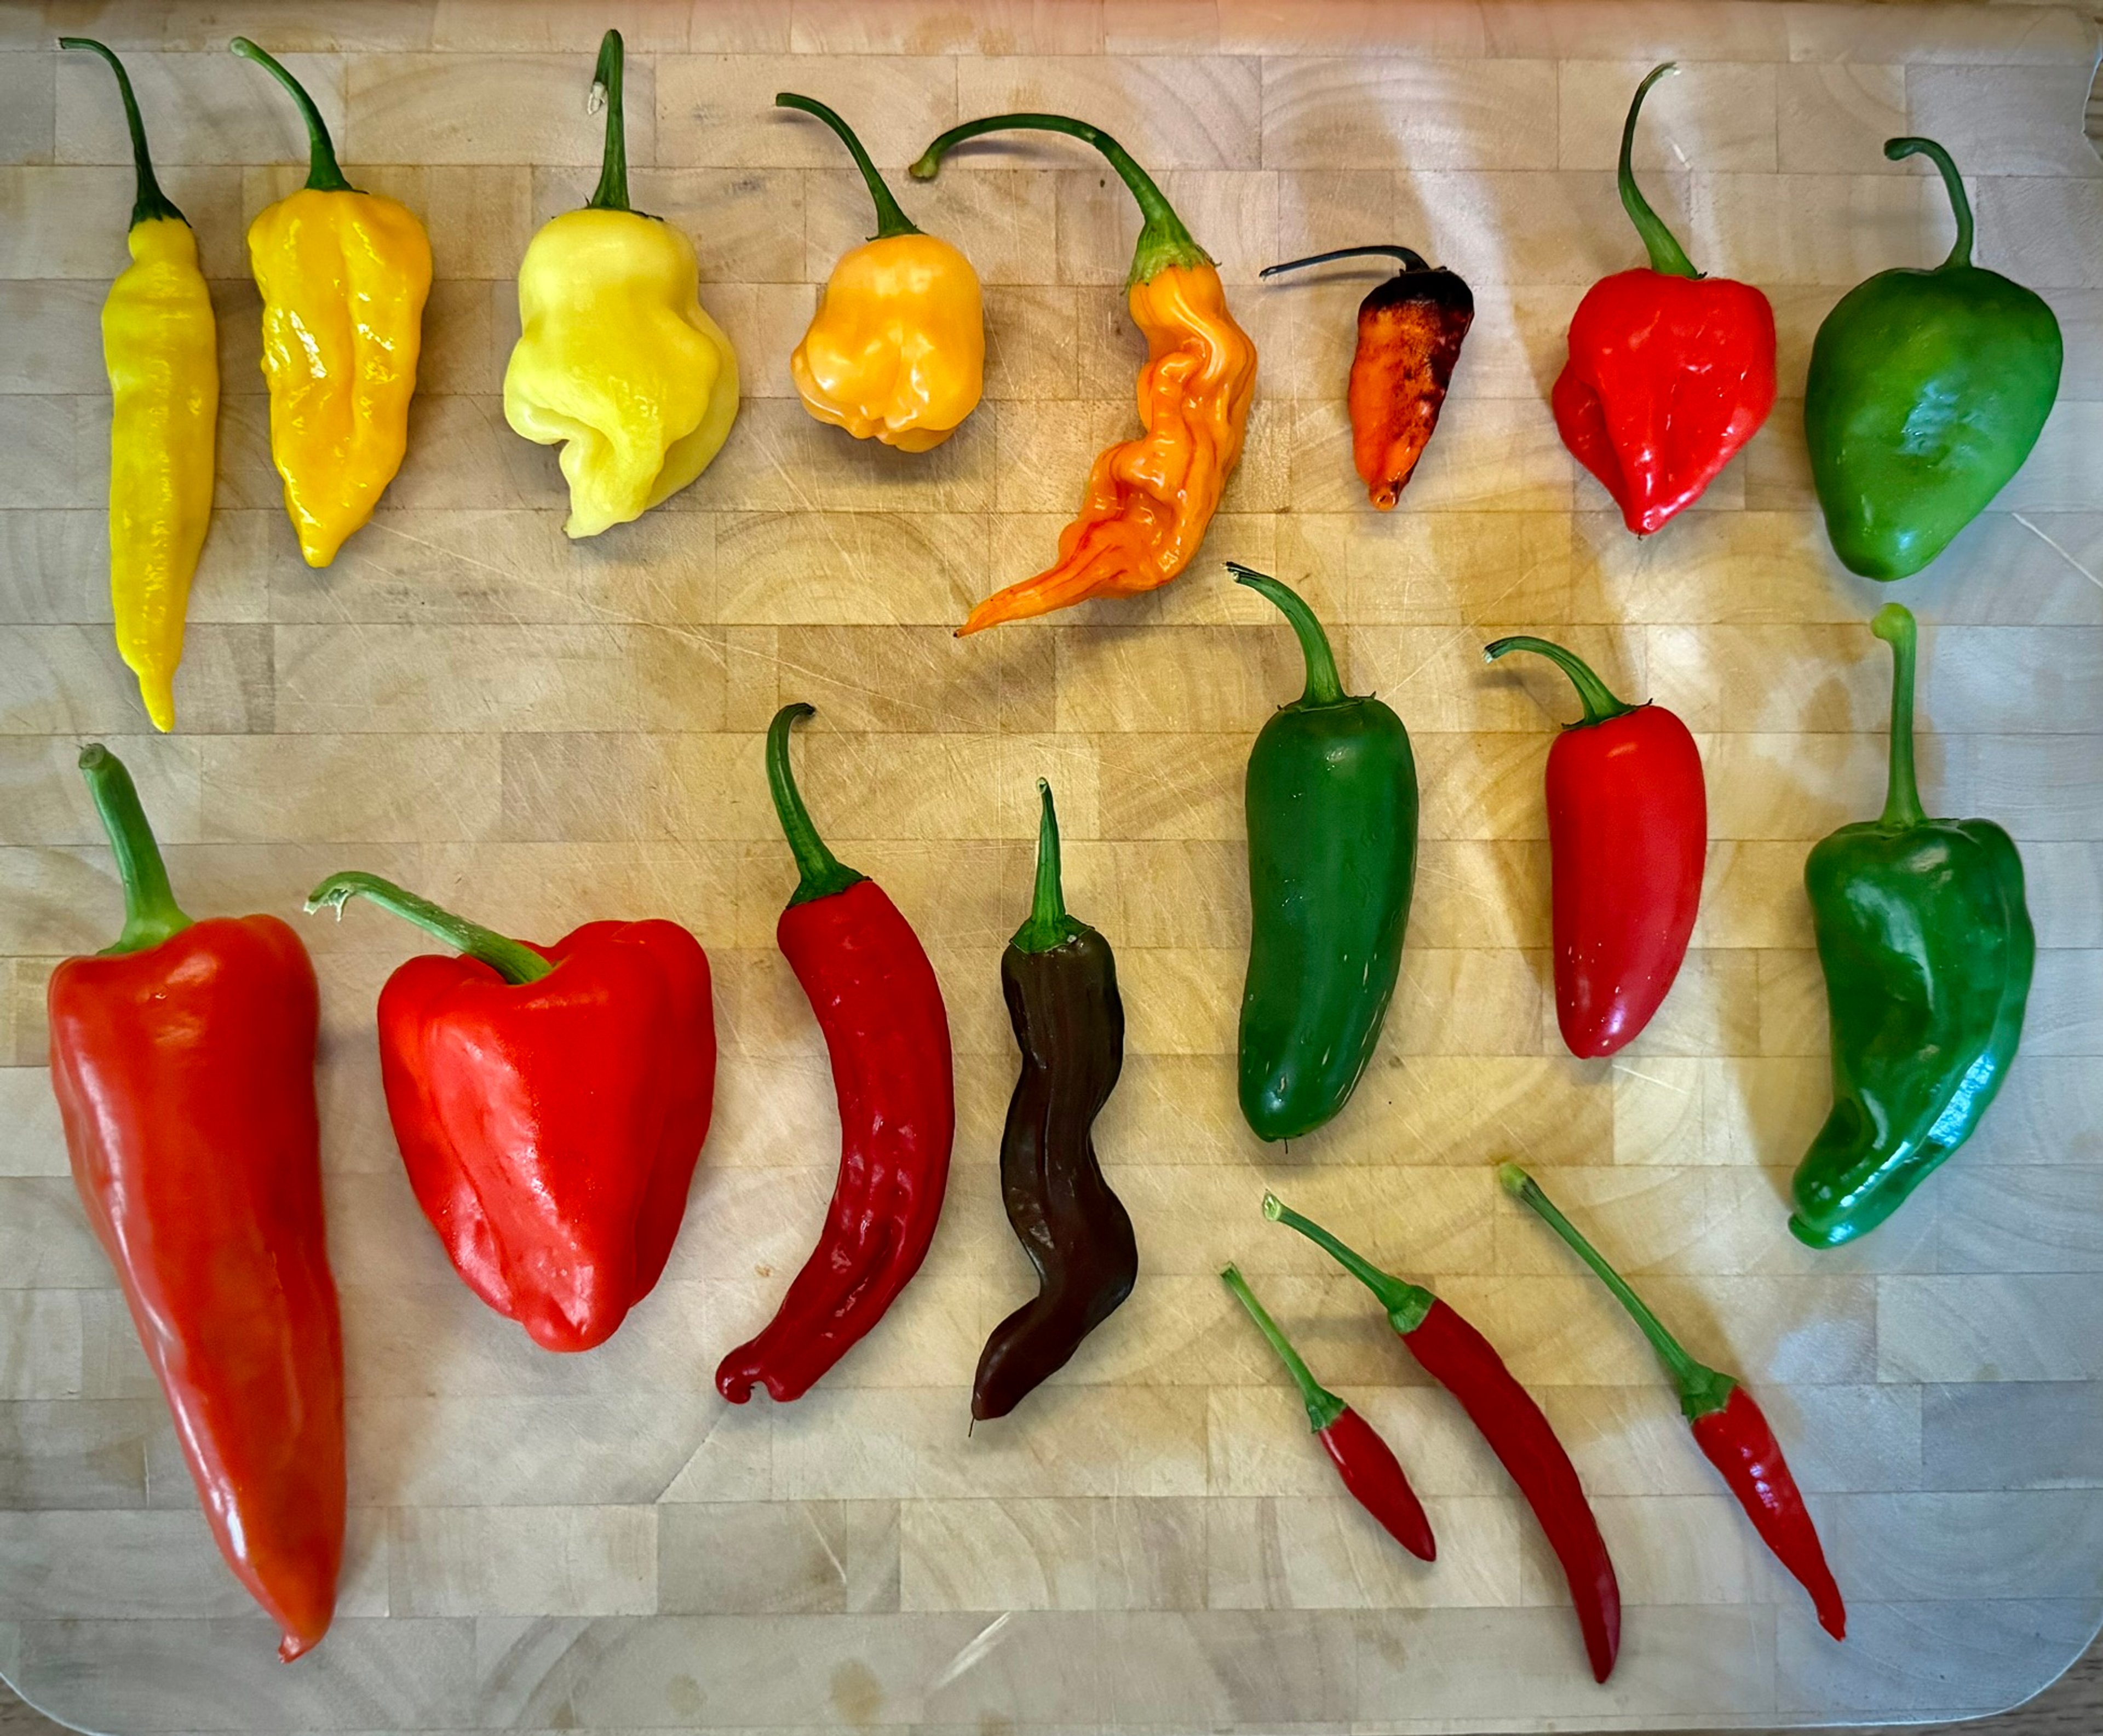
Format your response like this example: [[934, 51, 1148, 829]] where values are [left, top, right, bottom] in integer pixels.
[[3, 1, 2101, 1732]]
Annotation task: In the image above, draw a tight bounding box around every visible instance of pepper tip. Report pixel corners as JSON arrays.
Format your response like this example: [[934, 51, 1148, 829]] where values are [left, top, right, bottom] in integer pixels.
[[77, 741, 111, 774]]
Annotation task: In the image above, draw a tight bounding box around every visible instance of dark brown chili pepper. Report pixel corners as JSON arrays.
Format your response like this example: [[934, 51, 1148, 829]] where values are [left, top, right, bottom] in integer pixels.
[[1262, 245, 1474, 509], [972, 781, 1137, 1422]]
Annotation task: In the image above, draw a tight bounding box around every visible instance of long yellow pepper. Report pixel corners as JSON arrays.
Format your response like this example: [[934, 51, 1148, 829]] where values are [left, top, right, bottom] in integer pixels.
[[61, 38, 217, 733], [232, 38, 430, 568]]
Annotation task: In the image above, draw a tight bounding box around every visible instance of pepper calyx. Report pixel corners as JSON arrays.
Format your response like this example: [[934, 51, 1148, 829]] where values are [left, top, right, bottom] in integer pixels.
[[79, 744, 193, 957], [1484, 635, 1644, 729], [304, 872, 554, 985], [1262, 1193, 1437, 1336], [1222, 1264, 1348, 1435], [230, 37, 356, 193], [780, 92, 920, 241], [1618, 62, 1700, 280], [767, 704, 868, 907], [1010, 779, 1090, 955], [61, 39, 187, 229], [1233, 564, 1349, 709]]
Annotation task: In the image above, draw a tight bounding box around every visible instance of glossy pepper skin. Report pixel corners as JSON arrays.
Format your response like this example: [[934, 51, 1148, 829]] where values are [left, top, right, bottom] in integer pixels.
[[1805, 139, 2063, 581], [1235, 565, 1417, 1141], [912, 115, 1257, 633], [62, 40, 217, 732], [1261, 245, 1474, 509], [1794, 605, 2032, 1249], [717, 705, 956, 1404], [306, 873, 714, 1353], [505, 31, 740, 538], [48, 746, 343, 1662], [974, 782, 1137, 1422], [232, 39, 430, 568], [1502, 1165, 1845, 1640], [1484, 635, 1705, 1057], [780, 94, 984, 452], [1554, 64, 1776, 536]]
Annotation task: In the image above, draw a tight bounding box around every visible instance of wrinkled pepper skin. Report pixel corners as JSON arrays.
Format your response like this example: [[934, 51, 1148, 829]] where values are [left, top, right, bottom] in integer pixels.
[[1805, 138, 2062, 581], [505, 32, 739, 538], [1235, 566, 1417, 1141], [1795, 605, 2032, 1248], [233, 39, 430, 568], [64, 39, 217, 733], [49, 746, 343, 1662]]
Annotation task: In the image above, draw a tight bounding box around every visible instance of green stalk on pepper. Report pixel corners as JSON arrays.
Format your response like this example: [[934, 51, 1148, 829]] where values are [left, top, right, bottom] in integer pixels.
[[1793, 603, 2033, 1248]]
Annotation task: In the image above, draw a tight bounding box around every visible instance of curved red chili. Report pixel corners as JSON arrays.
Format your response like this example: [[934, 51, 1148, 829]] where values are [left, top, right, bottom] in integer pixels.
[[716, 704, 956, 1405]]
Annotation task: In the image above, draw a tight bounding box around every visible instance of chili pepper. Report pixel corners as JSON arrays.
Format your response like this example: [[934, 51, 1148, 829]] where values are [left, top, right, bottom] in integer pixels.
[[1499, 1164, 1845, 1640], [1234, 564, 1417, 1141], [231, 38, 431, 568], [1265, 1192, 1619, 1683], [1553, 64, 1776, 537], [717, 704, 956, 1404], [48, 745, 342, 1661], [1482, 635, 1705, 1058], [1805, 138, 2064, 581], [504, 30, 740, 538], [1220, 1264, 1435, 1561], [779, 93, 984, 452], [910, 115, 1257, 634], [304, 873, 715, 1354], [1260, 245, 1474, 510], [61, 39, 217, 733], [1794, 603, 2032, 1248], [973, 781, 1136, 1422]]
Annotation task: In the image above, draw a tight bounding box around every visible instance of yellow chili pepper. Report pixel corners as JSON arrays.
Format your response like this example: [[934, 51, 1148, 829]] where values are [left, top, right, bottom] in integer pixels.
[[912, 115, 1257, 635], [779, 93, 983, 453], [61, 38, 217, 733], [504, 31, 739, 540], [232, 37, 431, 568]]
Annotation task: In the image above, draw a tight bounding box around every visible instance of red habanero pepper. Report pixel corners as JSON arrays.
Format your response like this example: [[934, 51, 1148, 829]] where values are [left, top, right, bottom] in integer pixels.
[[304, 872, 715, 1355], [1501, 1165, 1846, 1640], [48, 745, 343, 1662], [716, 704, 957, 1404], [1265, 1193, 1621, 1683], [1485, 634, 1705, 1059], [1553, 64, 1776, 536], [1221, 1264, 1435, 1561]]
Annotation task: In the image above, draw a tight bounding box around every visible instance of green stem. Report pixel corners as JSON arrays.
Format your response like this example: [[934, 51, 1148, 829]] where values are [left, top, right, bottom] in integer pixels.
[[304, 872, 552, 984], [1886, 136, 1973, 271], [768, 704, 866, 907], [230, 37, 354, 193], [1618, 62, 1698, 279], [909, 112, 1209, 286], [1497, 1164, 1736, 1421], [60, 39, 186, 229], [585, 29, 631, 214], [1222, 1264, 1347, 1434], [1482, 635, 1641, 729], [1262, 1193, 1435, 1335], [1262, 245, 1430, 278], [1231, 564, 1346, 708], [1872, 603, 1926, 830], [779, 91, 917, 239], [1010, 780, 1088, 954], [78, 744, 192, 956]]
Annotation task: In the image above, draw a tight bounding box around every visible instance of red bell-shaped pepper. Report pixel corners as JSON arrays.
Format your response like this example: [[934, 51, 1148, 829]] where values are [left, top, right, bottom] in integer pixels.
[[49, 746, 344, 1661], [1553, 63, 1776, 536], [307, 872, 715, 1353], [1486, 636, 1706, 1057]]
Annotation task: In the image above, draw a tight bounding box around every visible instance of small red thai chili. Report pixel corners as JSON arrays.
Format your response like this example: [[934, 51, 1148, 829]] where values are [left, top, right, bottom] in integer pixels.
[[1500, 1164, 1846, 1641], [1265, 1192, 1621, 1683], [1221, 1263, 1435, 1561], [715, 704, 956, 1405]]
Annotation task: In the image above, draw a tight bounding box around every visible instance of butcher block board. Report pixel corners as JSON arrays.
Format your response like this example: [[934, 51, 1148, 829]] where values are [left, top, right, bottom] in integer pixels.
[[4, 2, 2102, 1731]]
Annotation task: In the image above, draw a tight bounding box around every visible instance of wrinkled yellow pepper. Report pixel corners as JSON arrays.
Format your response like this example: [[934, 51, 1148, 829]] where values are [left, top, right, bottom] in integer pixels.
[[233, 38, 431, 568], [62, 38, 217, 733], [504, 31, 739, 539], [779, 94, 983, 453]]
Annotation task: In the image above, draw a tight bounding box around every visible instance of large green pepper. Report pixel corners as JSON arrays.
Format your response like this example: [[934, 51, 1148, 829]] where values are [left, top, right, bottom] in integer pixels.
[[1793, 603, 2033, 1248], [1234, 564, 1417, 1141], [1804, 137, 2062, 582]]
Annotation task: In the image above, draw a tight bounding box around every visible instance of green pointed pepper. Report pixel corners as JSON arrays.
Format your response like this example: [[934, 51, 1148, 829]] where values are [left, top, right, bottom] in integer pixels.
[[1792, 603, 2033, 1248], [1804, 137, 2062, 582], [1233, 564, 1417, 1142]]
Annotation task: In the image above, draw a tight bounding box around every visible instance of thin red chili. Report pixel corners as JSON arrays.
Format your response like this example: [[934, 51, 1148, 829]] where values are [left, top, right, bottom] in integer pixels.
[[1265, 1193, 1620, 1683], [715, 704, 956, 1405], [1501, 1165, 1846, 1640], [1221, 1263, 1435, 1561]]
